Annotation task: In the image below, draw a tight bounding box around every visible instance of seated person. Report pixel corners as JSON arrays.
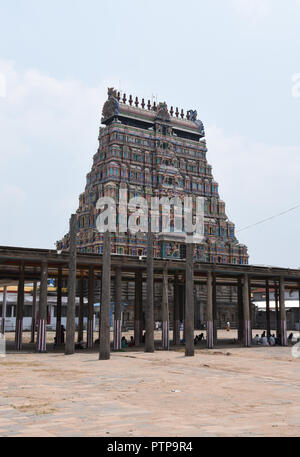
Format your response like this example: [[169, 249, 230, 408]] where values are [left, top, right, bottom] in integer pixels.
[[121, 336, 128, 348], [260, 335, 269, 346], [199, 333, 204, 341], [253, 334, 260, 344], [261, 331, 266, 338], [75, 339, 86, 350], [128, 336, 135, 347], [269, 335, 275, 346], [288, 332, 294, 341]]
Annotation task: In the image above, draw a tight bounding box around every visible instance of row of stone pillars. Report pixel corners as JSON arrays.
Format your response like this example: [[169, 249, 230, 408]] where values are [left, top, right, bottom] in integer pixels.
[[1, 215, 289, 354]]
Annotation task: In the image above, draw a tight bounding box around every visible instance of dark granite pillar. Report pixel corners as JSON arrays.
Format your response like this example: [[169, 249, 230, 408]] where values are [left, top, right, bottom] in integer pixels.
[[237, 277, 243, 343], [78, 277, 84, 343], [266, 279, 271, 339], [279, 276, 287, 346], [173, 272, 180, 345], [87, 265, 94, 349], [30, 281, 37, 343], [134, 270, 143, 346], [145, 221, 154, 353], [243, 273, 251, 347], [114, 266, 122, 350], [212, 272, 217, 345], [37, 261, 48, 353], [65, 214, 77, 355], [55, 267, 62, 345], [185, 242, 194, 357], [206, 271, 213, 349], [99, 231, 111, 360], [15, 262, 25, 351], [161, 266, 169, 350]]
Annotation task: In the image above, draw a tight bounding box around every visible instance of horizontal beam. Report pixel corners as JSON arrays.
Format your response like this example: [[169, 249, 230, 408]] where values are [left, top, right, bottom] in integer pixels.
[[0, 247, 300, 283]]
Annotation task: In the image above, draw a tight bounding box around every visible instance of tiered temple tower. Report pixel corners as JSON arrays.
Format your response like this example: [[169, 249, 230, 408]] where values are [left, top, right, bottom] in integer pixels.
[[57, 88, 248, 265]]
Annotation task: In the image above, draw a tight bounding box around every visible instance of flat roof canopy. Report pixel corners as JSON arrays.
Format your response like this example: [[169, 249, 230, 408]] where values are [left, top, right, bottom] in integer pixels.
[[1, 245, 300, 289]]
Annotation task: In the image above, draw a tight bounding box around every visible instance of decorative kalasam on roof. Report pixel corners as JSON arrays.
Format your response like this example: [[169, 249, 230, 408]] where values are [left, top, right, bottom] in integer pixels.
[[102, 88, 120, 120], [57, 87, 248, 265]]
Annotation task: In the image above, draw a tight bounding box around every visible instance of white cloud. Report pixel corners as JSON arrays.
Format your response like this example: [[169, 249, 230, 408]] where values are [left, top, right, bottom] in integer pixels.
[[230, 0, 272, 19], [206, 125, 300, 267], [0, 60, 108, 248]]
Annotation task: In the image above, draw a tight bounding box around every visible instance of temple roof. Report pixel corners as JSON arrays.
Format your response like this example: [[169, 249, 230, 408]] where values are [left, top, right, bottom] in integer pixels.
[[101, 87, 205, 138]]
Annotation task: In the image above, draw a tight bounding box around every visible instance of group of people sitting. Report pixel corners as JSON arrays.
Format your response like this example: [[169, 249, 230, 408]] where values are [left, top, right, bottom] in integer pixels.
[[252, 331, 276, 346], [121, 336, 135, 348], [194, 333, 204, 345], [253, 331, 296, 346]]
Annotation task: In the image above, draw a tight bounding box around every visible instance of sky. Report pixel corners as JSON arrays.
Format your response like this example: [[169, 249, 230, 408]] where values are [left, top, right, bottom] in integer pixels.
[[0, 0, 300, 267]]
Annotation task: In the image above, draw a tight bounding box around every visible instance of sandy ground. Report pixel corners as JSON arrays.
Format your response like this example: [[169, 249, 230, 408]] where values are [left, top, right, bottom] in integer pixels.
[[1, 330, 300, 437]]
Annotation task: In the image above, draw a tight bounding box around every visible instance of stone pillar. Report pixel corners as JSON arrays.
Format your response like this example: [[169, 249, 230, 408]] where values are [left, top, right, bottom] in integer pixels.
[[37, 261, 48, 352], [15, 262, 25, 351], [98, 273, 102, 342], [1, 286, 7, 335], [237, 277, 243, 342], [65, 214, 77, 355], [114, 267, 122, 350], [206, 271, 213, 349], [134, 270, 143, 346], [185, 242, 194, 357], [173, 272, 180, 345], [161, 266, 169, 350], [212, 273, 217, 345], [30, 281, 37, 343], [194, 286, 200, 330], [266, 279, 271, 338], [180, 284, 185, 339], [99, 231, 111, 360], [87, 266, 95, 349], [243, 273, 251, 347], [55, 267, 62, 345], [298, 284, 300, 339], [275, 281, 280, 338], [145, 221, 154, 353], [279, 276, 287, 346], [78, 276, 84, 343], [249, 276, 253, 336]]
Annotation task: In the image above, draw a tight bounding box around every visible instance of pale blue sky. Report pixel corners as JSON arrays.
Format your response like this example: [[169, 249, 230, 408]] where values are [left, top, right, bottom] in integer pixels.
[[0, 0, 300, 267]]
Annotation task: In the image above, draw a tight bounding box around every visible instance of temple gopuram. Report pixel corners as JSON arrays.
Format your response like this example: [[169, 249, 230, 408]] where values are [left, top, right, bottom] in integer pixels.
[[57, 88, 248, 265]]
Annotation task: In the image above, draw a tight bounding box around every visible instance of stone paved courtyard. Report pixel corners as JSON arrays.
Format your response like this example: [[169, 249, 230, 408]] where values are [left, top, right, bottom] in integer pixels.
[[1, 339, 300, 437]]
